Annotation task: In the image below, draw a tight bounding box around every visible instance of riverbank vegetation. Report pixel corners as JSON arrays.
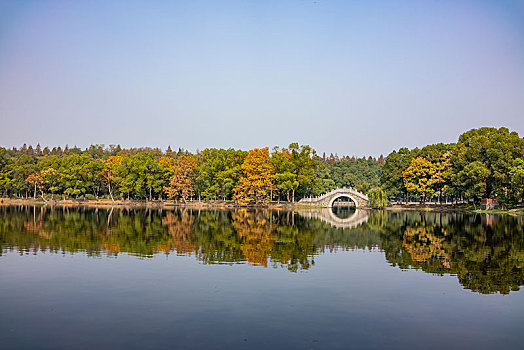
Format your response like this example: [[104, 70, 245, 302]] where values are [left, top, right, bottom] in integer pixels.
[[0, 127, 523, 206], [0, 142, 381, 204], [381, 127, 524, 206]]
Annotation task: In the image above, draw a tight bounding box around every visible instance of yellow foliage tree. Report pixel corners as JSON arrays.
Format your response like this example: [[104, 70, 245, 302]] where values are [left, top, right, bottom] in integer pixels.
[[402, 157, 438, 203], [234, 148, 274, 205]]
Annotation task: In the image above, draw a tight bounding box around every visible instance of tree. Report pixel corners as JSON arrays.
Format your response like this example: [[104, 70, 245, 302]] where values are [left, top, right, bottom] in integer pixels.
[[113, 153, 160, 200], [287, 143, 318, 201], [25, 172, 43, 199], [0, 148, 12, 197], [510, 158, 524, 203], [101, 156, 122, 201], [138, 152, 164, 201], [11, 155, 37, 198], [159, 156, 177, 199], [457, 161, 491, 201], [234, 148, 274, 205], [381, 148, 413, 200], [368, 187, 387, 208], [196, 148, 246, 200], [311, 162, 336, 196], [271, 147, 298, 201], [164, 155, 198, 202], [40, 168, 57, 200], [452, 127, 524, 200], [432, 151, 452, 203], [328, 158, 382, 194], [403, 157, 438, 203]]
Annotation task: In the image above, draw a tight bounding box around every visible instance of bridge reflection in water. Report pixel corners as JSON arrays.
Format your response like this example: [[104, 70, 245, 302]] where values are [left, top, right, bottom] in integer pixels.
[[296, 208, 369, 229]]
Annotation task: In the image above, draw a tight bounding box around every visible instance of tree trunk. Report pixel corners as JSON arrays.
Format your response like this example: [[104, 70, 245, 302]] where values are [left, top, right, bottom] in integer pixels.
[[108, 183, 114, 202]]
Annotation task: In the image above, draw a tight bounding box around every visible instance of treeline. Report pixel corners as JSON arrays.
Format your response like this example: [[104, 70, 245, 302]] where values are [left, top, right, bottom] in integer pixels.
[[0, 142, 381, 203], [2, 126, 523, 205], [381, 127, 524, 205]]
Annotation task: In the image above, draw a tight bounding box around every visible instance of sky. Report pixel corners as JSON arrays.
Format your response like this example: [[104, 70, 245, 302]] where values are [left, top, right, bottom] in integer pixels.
[[1, 0, 524, 157]]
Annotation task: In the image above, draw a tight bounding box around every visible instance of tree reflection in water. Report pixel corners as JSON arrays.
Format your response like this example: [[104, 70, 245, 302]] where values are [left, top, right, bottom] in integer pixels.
[[1, 205, 523, 294]]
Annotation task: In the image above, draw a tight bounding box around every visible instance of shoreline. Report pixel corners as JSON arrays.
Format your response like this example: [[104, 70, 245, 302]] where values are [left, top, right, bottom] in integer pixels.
[[0, 197, 298, 210], [0, 198, 522, 215]]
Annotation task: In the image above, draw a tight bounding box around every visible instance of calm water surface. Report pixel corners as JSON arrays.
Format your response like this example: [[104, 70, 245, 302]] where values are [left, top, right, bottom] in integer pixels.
[[1, 205, 524, 349]]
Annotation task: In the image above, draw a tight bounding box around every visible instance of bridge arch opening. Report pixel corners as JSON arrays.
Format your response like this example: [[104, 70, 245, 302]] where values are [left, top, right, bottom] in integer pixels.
[[328, 194, 359, 208], [329, 194, 358, 219]]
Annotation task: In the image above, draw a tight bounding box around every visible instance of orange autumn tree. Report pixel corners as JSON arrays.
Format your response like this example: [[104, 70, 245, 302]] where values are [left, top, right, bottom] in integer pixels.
[[164, 155, 198, 202], [234, 148, 274, 205]]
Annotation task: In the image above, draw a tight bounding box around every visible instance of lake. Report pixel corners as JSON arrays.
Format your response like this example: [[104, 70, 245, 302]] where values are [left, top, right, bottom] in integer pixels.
[[1, 205, 523, 349]]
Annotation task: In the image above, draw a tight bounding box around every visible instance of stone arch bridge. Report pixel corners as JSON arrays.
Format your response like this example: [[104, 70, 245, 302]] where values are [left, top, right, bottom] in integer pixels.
[[298, 187, 369, 207]]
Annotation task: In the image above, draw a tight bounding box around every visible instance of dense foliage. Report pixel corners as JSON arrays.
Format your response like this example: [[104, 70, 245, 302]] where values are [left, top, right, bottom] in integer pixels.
[[381, 127, 524, 205], [2, 126, 523, 205], [0, 143, 381, 203]]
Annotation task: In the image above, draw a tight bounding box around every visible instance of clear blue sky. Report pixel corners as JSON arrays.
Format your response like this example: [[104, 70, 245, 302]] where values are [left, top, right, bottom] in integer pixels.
[[1, 0, 523, 156]]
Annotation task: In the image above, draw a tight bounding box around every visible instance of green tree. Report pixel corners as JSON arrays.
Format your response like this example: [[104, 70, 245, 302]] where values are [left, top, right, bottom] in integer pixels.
[[287, 143, 317, 202], [456, 161, 490, 202], [381, 147, 413, 200], [11, 155, 37, 198], [368, 187, 387, 208], [0, 148, 12, 197], [311, 162, 336, 196], [509, 158, 524, 203], [452, 127, 524, 201], [101, 156, 122, 201], [196, 148, 246, 200], [271, 147, 298, 201]]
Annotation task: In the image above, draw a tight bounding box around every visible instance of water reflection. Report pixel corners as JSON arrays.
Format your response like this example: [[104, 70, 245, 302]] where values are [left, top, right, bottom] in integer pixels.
[[331, 205, 354, 219], [1, 205, 523, 294], [298, 208, 369, 229]]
